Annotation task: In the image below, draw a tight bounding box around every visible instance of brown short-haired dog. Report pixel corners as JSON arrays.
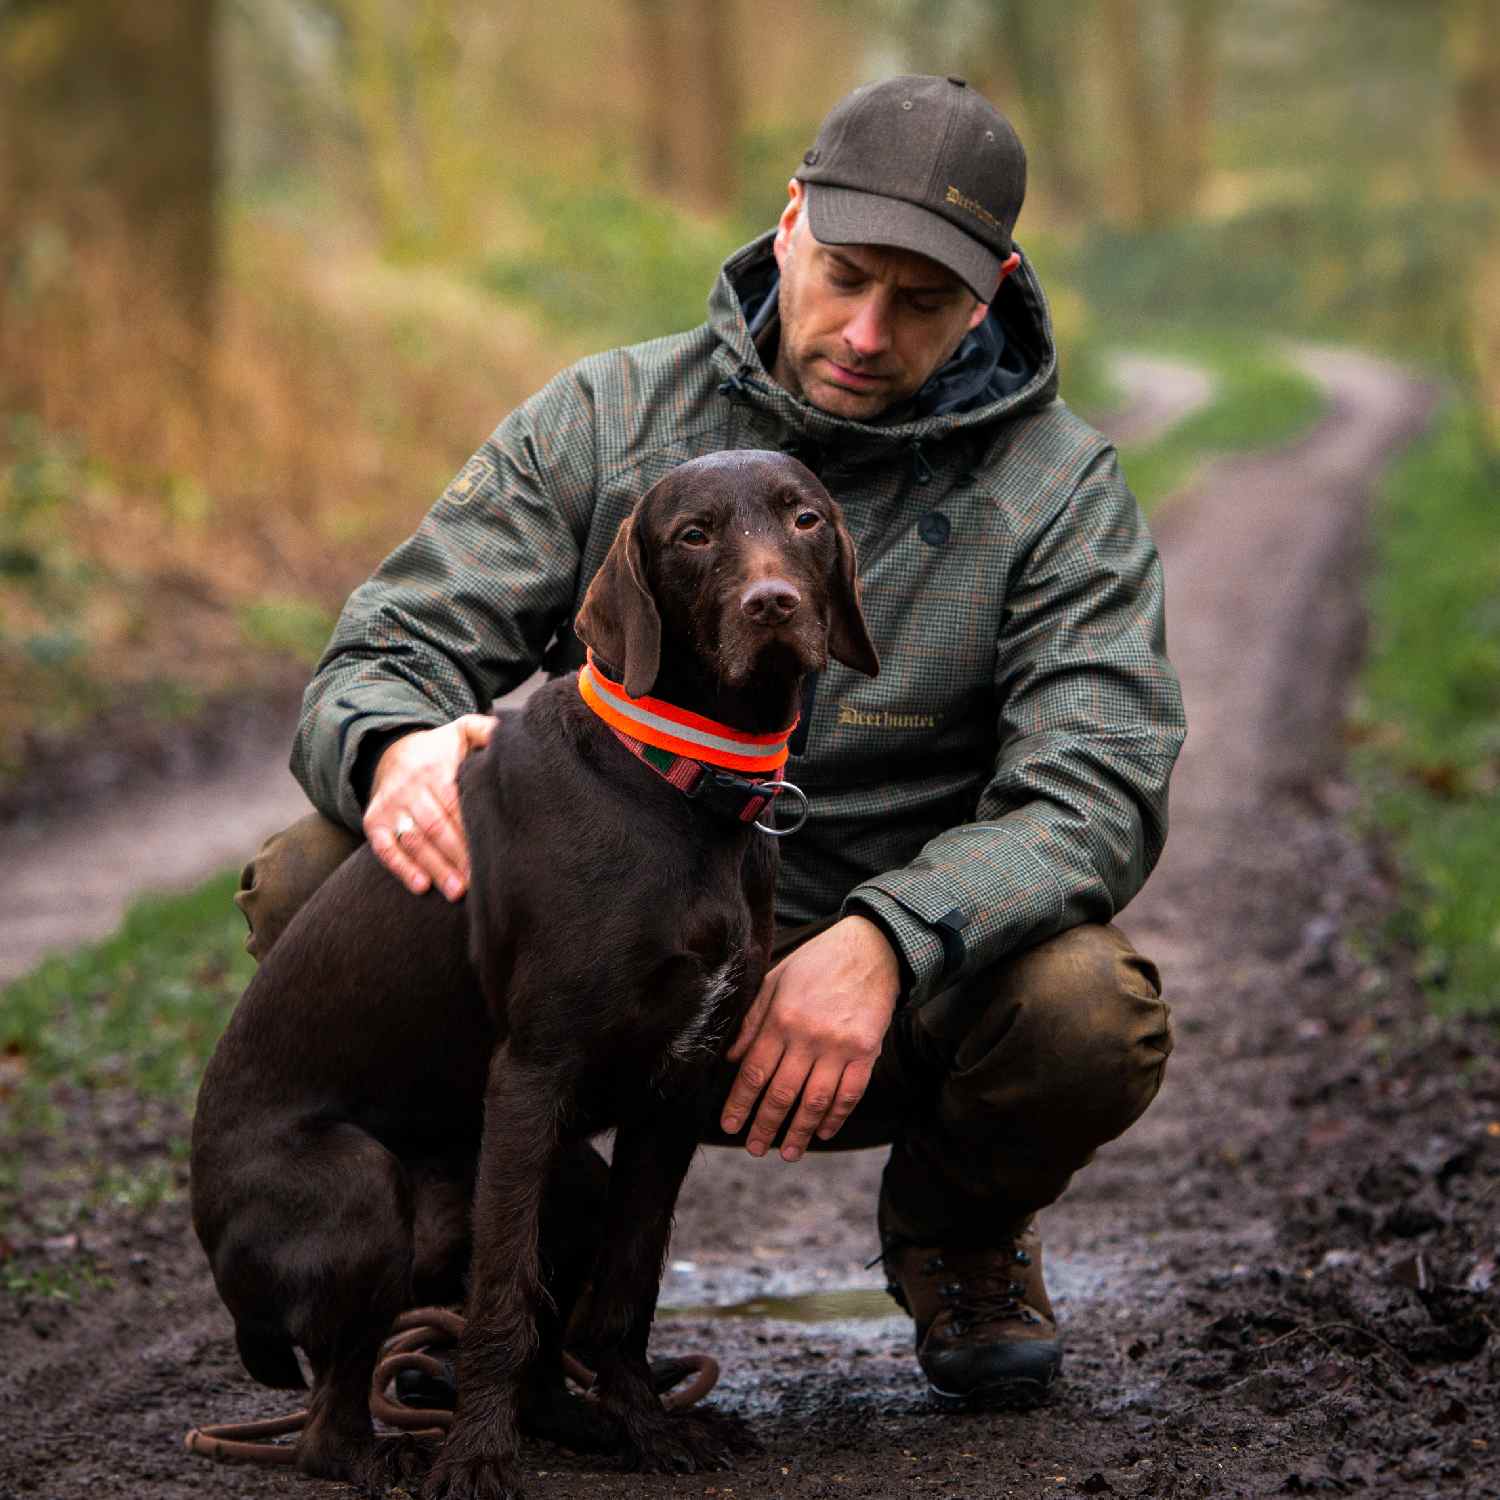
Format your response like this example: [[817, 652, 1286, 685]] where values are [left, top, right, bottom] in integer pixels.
[[190, 451, 877, 1499]]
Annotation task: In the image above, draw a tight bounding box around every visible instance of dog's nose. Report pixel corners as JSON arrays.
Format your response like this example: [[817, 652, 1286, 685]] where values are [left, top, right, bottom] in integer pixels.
[[741, 579, 801, 626]]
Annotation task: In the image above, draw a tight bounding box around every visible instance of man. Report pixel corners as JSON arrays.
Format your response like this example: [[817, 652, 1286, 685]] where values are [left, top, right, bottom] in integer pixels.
[[239, 75, 1184, 1406]]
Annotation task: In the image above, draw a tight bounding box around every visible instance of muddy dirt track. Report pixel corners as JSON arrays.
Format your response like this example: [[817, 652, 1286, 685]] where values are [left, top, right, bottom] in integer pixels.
[[4, 348, 1498, 1500]]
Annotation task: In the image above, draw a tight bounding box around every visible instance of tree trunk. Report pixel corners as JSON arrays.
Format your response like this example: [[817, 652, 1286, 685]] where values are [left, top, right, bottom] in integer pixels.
[[1100, 0, 1171, 228], [687, 0, 740, 216], [0, 0, 219, 340], [1445, 0, 1500, 444], [990, 0, 1092, 223], [1175, 0, 1219, 214], [1446, 0, 1500, 185], [629, 0, 739, 216], [335, 0, 417, 254], [411, 0, 471, 254], [631, 0, 677, 198]]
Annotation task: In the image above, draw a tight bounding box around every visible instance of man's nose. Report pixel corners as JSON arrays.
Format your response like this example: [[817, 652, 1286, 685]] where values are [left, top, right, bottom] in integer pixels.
[[842, 293, 892, 359]]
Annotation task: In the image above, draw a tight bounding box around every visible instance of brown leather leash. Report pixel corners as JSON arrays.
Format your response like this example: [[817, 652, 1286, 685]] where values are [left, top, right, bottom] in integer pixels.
[[184, 1305, 719, 1465]]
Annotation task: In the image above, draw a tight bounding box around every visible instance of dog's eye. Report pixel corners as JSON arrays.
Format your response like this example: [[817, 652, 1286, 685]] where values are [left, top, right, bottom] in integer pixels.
[[679, 525, 711, 546], [794, 510, 822, 531]]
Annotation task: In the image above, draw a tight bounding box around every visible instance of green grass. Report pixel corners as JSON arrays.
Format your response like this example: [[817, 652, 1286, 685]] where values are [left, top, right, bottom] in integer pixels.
[[479, 183, 737, 346], [0, 872, 250, 1299], [238, 594, 336, 666], [1350, 400, 1500, 1015], [1, 1259, 114, 1303], [1, 870, 253, 1116], [1110, 331, 1326, 511]]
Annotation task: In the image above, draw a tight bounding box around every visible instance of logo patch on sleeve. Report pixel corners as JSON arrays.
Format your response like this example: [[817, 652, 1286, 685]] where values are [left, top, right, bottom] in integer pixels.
[[443, 453, 492, 507]]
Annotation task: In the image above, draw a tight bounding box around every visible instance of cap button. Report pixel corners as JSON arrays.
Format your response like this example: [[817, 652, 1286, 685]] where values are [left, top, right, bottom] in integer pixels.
[[947, 75, 967, 87]]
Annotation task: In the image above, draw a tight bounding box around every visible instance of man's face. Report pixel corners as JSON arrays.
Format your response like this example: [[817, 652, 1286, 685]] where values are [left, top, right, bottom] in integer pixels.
[[769, 182, 997, 421]]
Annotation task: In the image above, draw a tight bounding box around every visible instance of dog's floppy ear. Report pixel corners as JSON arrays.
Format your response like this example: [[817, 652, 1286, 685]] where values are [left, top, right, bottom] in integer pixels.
[[828, 515, 880, 678], [574, 512, 662, 698]]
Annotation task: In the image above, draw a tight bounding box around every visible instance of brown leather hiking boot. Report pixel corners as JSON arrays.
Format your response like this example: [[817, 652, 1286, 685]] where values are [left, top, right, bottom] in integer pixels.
[[882, 1221, 1061, 1406]]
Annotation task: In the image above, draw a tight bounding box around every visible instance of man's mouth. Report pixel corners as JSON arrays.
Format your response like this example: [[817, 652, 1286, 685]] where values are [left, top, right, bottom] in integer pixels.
[[823, 358, 888, 391]]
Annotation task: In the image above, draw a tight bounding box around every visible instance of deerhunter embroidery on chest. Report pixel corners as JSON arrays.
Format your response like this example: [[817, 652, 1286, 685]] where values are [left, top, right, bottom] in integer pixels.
[[837, 704, 940, 731]]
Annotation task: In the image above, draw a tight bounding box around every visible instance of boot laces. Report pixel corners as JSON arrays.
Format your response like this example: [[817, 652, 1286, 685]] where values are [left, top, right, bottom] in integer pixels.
[[934, 1248, 1041, 1334]]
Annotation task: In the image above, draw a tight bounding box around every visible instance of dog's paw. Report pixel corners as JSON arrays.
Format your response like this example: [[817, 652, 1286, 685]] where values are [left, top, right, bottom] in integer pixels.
[[621, 1408, 751, 1474], [697, 1405, 762, 1459], [420, 1453, 526, 1500], [520, 1382, 621, 1452], [359, 1433, 438, 1496]]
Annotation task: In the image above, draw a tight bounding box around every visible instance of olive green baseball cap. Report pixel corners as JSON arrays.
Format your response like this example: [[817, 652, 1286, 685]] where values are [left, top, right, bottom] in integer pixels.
[[796, 74, 1027, 302]]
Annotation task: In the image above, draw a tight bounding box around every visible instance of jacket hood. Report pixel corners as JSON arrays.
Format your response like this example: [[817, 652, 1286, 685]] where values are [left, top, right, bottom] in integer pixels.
[[706, 230, 1061, 452]]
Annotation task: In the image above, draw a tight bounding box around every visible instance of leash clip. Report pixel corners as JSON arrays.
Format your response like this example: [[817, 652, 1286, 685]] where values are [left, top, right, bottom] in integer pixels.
[[754, 779, 809, 837]]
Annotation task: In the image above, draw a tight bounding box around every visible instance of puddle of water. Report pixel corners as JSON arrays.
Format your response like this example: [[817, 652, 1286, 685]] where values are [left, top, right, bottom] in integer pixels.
[[660, 1287, 898, 1323]]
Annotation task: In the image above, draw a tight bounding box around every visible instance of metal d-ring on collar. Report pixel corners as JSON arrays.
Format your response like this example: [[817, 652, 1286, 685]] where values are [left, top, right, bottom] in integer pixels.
[[754, 779, 810, 837]]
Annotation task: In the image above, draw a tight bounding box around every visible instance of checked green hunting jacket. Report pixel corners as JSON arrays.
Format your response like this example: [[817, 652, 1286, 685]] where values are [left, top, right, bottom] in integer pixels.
[[293, 232, 1186, 1007]]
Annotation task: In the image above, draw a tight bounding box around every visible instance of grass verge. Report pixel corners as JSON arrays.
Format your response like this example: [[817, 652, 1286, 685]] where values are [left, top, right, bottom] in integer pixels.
[[0, 872, 252, 1299], [1109, 331, 1326, 511], [1349, 399, 1500, 1015]]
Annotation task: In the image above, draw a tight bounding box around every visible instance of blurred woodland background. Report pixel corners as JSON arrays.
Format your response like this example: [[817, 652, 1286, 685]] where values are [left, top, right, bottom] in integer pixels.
[[1, 0, 1497, 1008]]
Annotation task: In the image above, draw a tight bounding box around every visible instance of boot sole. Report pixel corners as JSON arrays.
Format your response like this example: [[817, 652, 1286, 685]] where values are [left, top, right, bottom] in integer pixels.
[[925, 1373, 1054, 1412]]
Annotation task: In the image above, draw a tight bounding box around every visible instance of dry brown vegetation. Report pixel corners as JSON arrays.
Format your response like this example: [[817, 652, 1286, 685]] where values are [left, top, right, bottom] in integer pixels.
[[0, 216, 575, 778]]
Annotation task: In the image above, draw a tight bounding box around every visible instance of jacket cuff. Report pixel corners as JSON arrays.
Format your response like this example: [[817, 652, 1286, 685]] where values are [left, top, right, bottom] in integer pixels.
[[331, 709, 443, 832], [841, 884, 954, 1007]]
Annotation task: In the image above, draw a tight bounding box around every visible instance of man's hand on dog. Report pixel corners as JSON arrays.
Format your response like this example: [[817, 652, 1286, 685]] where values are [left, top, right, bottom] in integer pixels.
[[365, 716, 495, 899], [722, 914, 899, 1162]]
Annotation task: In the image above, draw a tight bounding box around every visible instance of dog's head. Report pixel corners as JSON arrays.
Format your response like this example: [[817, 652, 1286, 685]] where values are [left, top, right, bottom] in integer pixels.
[[575, 451, 879, 700]]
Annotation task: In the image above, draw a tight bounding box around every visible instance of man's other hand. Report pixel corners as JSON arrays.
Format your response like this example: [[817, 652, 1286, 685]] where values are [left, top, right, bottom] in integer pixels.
[[364, 715, 496, 900], [720, 914, 900, 1162]]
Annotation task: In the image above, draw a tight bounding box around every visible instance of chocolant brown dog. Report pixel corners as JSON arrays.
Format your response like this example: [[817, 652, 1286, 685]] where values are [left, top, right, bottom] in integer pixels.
[[190, 450, 878, 1500]]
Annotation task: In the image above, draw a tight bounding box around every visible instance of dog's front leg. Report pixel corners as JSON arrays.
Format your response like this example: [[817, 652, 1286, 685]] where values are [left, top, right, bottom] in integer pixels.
[[423, 1049, 563, 1500], [574, 1115, 739, 1474]]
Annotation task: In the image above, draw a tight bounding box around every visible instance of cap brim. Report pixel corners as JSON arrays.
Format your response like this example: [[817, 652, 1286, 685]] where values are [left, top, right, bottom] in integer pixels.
[[804, 183, 1003, 303]]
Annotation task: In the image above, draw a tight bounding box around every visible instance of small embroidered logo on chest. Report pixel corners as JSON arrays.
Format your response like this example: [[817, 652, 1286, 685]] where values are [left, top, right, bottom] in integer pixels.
[[837, 705, 938, 731]]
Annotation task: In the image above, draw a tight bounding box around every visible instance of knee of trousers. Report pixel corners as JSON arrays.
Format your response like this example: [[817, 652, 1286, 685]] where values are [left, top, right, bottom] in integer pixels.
[[234, 810, 361, 960], [932, 922, 1174, 1150]]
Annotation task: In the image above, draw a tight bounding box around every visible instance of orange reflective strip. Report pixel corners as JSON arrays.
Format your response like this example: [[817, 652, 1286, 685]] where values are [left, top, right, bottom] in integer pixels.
[[578, 669, 791, 774], [584, 652, 795, 749]]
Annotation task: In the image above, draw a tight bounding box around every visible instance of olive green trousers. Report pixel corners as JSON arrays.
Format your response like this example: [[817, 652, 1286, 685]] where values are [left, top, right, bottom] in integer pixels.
[[236, 812, 1173, 1247]]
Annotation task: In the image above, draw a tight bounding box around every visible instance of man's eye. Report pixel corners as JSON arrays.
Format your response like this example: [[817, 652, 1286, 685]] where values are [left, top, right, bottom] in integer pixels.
[[794, 511, 821, 531], [679, 526, 710, 545]]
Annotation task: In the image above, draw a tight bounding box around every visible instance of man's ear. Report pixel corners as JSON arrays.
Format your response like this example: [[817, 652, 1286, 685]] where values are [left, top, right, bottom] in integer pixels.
[[773, 179, 805, 271], [828, 514, 880, 679], [574, 512, 662, 698], [967, 251, 1021, 330]]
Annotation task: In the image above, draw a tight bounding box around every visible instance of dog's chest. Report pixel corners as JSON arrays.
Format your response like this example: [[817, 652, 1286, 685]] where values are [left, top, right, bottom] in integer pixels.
[[657, 949, 744, 1079]]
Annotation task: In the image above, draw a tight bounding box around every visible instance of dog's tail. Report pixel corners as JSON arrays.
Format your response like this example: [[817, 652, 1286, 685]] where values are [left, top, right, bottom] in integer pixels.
[[235, 1322, 307, 1390]]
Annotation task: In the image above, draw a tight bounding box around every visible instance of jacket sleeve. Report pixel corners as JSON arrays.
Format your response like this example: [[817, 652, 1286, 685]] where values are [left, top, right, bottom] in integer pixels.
[[291, 366, 600, 831], [843, 447, 1186, 1005]]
